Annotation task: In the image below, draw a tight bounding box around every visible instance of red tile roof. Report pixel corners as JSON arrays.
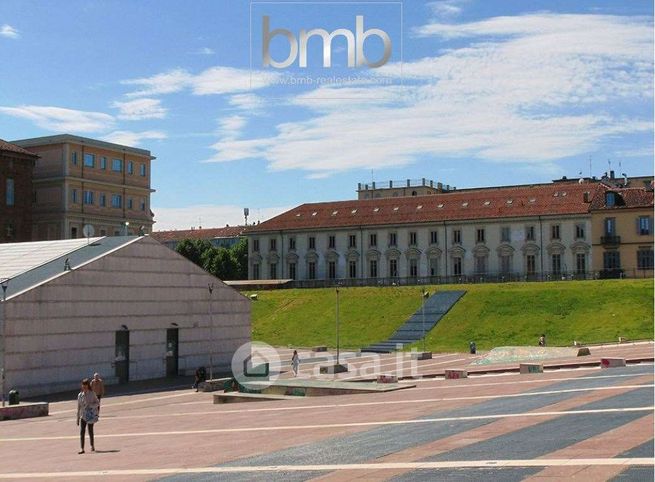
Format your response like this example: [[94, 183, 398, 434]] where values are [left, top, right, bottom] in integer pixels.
[[0, 139, 39, 158], [247, 183, 601, 233], [590, 184, 654, 210], [151, 226, 246, 243]]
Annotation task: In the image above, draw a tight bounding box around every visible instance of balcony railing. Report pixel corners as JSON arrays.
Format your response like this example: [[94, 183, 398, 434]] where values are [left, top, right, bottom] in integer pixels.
[[601, 235, 621, 246]]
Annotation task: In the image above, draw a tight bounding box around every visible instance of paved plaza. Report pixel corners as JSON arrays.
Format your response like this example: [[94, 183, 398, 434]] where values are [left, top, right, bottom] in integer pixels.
[[0, 342, 652, 481]]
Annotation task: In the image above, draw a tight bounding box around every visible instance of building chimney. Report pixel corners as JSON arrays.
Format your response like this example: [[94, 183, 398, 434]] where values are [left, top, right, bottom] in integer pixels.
[[610, 170, 615, 179], [583, 192, 590, 203], [406, 179, 411, 187]]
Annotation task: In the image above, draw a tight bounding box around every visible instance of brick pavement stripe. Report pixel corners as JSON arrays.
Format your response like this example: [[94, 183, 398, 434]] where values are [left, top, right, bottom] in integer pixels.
[[0, 458, 652, 479]]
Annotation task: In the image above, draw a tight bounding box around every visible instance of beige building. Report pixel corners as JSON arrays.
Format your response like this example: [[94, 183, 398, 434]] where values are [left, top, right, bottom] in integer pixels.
[[591, 185, 654, 278], [12, 134, 155, 240], [0, 236, 250, 397], [357, 178, 453, 199]]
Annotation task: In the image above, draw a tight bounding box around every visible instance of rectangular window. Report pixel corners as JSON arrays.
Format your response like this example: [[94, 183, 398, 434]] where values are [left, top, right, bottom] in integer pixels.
[[500, 255, 511, 273], [348, 234, 356, 249], [288, 263, 296, 280], [453, 257, 462, 276], [252, 264, 260, 279], [5, 178, 14, 206], [389, 259, 398, 277], [111, 194, 122, 208], [328, 261, 336, 279], [112, 158, 123, 172], [83, 153, 95, 168], [476, 228, 485, 243], [140, 164, 147, 176], [409, 232, 417, 246], [369, 233, 377, 247], [289, 237, 296, 250], [269, 238, 277, 251], [388, 232, 397, 247], [430, 230, 438, 244], [409, 258, 418, 277], [309, 236, 316, 250], [308, 261, 316, 280], [127, 161, 134, 175], [71, 151, 78, 165], [72, 188, 78, 204], [453, 229, 461, 244], [328, 235, 336, 249], [127, 198, 133, 209], [99, 193, 106, 207], [527, 255, 536, 275], [475, 256, 487, 274], [575, 224, 585, 239], [269, 263, 277, 279], [604, 218, 616, 236], [501, 227, 511, 243], [526, 226, 535, 241], [603, 251, 621, 270], [253, 239, 259, 252], [83, 190, 94, 205], [100, 156, 107, 169], [637, 249, 654, 269], [349, 260, 357, 278], [140, 199, 146, 211], [638, 216, 651, 235], [576, 253, 586, 274], [369, 259, 378, 278], [551, 254, 561, 275], [551, 225, 560, 240]]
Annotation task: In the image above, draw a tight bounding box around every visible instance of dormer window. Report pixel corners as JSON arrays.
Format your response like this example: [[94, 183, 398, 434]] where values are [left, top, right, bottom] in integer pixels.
[[606, 192, 616, 207]]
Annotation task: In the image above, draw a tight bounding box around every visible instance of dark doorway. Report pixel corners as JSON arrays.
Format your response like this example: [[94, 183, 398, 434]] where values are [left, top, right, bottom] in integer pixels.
[[114, 330, 130, 384], [166, 328, 179, 376]]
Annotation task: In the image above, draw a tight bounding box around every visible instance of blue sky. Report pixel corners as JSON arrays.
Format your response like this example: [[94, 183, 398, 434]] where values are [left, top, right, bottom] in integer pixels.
[[0, 0, 652, 229]]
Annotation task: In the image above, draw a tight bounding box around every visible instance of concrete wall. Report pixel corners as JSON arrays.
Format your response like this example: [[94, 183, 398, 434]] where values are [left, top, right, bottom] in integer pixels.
[[3, 236, 250, 397]]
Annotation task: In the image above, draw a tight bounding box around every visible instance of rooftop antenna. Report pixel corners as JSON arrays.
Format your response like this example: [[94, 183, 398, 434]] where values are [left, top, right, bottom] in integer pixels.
[[198, 216, 202, 230], [244, 207, 249, 225], [589, 155, 592, 178]]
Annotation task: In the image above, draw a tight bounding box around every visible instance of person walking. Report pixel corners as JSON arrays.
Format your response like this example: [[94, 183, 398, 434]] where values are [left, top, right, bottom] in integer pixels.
[[77, 378, 99, 454], [291, 350, 300, 377], [90, 373, 105, 413]]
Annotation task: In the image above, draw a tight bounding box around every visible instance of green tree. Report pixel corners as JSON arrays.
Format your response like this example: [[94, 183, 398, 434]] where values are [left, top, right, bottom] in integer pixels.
[[175, 239, 213, 267], [204, 247, 236, 280], [230, 238, 248, 280]]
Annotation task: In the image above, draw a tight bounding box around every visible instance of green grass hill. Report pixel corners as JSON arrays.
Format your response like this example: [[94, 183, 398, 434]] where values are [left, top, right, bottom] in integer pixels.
[[249, 279, 653, 352]]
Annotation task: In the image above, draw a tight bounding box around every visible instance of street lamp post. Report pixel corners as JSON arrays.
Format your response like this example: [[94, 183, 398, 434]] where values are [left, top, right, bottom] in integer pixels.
[[335, 287, 340, 366], [421, 289, 429, 352], [1, 278, 9, 408], [208, 283, 214, 381]]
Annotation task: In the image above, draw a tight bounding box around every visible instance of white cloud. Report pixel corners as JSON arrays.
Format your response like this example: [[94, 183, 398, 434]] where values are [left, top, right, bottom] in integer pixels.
[[122, 66, 281, 97], [102, 130, 167, 146], [192, 47, 215, 55], [427, 1, 466, 19], [205, 13, 653, 177], [152, 204, 292, 230], [0, 105, 114, 132], [228, 93, 266, 112], [0, 24, 19, 39], [218, 115, 247, 139], [112, 98, 167, 120]]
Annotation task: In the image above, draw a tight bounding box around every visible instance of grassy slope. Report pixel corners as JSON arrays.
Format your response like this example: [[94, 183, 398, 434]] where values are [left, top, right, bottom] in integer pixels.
[[250, 280, 654, 351]]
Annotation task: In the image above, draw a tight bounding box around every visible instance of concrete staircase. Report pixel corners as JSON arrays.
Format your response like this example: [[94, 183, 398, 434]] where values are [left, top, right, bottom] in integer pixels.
[[361, 290, 466, 353]]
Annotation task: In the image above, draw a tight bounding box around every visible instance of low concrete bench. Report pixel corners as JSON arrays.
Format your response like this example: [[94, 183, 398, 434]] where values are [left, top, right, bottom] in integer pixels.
[[312, 346, 328, 352], [577, 347, 591, 356], [444, 369, 468, 379], [520, 363, 543, 374], [411, 351, 433, 361], [198, 377, 233, 392], [377, 374, 398, 384], [600, 357, 626, 368], [213, 392, 296, 404], [0, 402, 49, 420]]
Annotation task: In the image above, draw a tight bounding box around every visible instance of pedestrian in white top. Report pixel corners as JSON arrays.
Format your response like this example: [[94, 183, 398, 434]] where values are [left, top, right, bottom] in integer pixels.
[[291, 350, 300, 377]]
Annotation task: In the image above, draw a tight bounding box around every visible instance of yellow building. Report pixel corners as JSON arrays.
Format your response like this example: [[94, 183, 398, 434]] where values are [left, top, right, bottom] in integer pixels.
[[12, 134, 155, 240], [591, 185, 654, 278]]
